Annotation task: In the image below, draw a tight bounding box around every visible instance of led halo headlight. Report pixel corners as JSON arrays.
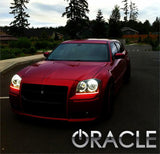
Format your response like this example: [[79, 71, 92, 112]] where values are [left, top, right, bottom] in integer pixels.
[[77, 81, 87, 92], [87, 79, 99, 92], [76, 79, 100, 93], [11, 74, 22, 90]]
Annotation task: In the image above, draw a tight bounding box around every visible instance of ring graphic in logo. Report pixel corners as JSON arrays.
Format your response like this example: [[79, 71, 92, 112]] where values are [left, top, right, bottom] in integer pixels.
[[72, 129, 89, 148]]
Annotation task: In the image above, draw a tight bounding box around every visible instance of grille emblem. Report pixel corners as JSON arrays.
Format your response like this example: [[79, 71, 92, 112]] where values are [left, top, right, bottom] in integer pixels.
[[41, 90, 44, 94]]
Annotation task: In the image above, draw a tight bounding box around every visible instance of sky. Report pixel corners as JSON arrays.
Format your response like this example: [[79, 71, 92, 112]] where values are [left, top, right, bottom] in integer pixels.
[[0, 0, 160, 28]]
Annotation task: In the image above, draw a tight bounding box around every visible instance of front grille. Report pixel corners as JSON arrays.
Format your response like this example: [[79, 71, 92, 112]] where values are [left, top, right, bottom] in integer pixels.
[[21, 84, 68, 118]]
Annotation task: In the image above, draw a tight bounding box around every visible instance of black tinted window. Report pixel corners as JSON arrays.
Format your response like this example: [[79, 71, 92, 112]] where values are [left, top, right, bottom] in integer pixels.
[[115, 42, 121, 52], [110, 43, 118, 56], [120, 43, 125, 53], [47, 43, 110, 62]]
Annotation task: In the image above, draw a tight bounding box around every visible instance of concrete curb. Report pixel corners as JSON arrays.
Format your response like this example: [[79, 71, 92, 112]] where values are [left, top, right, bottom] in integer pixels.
[[0, 54, 45, 74]]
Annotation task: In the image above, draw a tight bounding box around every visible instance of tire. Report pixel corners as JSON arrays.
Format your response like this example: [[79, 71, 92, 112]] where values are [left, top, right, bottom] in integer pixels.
[[101, 81, 114, 119]]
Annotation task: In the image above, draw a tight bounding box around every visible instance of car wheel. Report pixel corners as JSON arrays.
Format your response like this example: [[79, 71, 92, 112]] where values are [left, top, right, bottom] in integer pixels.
[[101, 81, 114, 119]]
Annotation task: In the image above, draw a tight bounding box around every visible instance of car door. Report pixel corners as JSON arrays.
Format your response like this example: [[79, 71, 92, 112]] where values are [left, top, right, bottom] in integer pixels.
[[109, 42, 126, 90]]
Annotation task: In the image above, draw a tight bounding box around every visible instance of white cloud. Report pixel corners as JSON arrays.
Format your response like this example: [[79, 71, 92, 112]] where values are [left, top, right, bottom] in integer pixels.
[[28, 2, 67, 27]]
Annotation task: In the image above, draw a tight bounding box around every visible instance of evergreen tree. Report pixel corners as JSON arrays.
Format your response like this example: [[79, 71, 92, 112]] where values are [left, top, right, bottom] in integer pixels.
[[143, 20, 151, 34], [96, 9, 105, 23], [10, 0, 30, 36], [62, 0, 89, 38], [108, 5, 121, 38], [122, 0, 129, 22], [65, 19, 89, 39], [152, 17, 160, 32], [129, 1, 138, 21], [92, 10, 107, 38], [62, 0, 89, 21], [110, 5, 120, 22]]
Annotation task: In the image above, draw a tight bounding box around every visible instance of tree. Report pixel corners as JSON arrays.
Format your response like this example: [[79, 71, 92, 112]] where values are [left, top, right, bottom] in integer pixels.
[[10, 0, 30, 36], [143, 20, 151, 34], [65, 19, 89, 39], [129, 1, 138, 21], [62, 0, 89, 38], [96, 9, 105, 23], [122, 0, 129, 22], [110, 5, 120, 22], [62, 0, 89, 21], [108, 6, 121, 38], [91, 10, 107, 38], [152, 17, 160, 32]]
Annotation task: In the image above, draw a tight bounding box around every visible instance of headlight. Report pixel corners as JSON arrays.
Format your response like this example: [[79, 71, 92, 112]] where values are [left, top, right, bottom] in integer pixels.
[[10, 74, 22, 90], [76, 79, 100, 93]]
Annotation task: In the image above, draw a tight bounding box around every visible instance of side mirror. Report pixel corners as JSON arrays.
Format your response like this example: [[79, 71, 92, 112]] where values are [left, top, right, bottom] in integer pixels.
[[43, 52, 50, 58], [114, 53, 125, 59]]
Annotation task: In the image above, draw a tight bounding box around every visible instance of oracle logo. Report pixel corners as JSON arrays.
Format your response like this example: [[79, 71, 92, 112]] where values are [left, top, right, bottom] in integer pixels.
[[72, 129, 157, 149]]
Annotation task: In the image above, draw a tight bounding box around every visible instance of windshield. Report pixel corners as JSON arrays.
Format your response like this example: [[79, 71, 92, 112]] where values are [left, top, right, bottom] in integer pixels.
[[47, 43, 110, 62]]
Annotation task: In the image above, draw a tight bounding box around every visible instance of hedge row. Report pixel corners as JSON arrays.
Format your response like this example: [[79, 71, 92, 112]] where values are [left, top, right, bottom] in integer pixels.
[[1, 38, 62, 60], [9, 38, 61, 50], [0, 47, 37, 60], [34, 41, 60, 50]]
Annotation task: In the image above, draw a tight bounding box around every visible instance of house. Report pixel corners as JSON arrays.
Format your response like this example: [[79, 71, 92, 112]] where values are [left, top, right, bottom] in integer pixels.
[[0, 29, 17, 43], [121, 27, 139, 35], [0, 34, 17, 41]]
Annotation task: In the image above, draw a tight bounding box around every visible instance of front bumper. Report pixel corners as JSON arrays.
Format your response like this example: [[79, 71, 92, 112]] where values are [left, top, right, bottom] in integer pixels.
[[9, 88, 102, 122]]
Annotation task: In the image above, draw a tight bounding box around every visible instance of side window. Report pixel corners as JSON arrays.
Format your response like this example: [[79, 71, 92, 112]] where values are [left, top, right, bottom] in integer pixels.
[[116, 42, 125, 53], [120, 43, 125, 52], [110, 43, 118, 56], [115, 42, 121, 53]]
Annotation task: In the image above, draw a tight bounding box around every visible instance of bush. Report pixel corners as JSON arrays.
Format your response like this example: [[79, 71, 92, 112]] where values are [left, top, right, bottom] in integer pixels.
[[34, 41, 49, 50], [143, 36, 159, 50], [9, 37, 31, 49], [34, 40, 61, 50], [14, 48, 22, 56], [1, 48, 15, 60], [0, 48, 27, 60], [29, 46, 36, 54], [0, 48, 14, 60], [9, 41, 17, 48], [21, 48, 28, 54], [52, 41, 61, 48]]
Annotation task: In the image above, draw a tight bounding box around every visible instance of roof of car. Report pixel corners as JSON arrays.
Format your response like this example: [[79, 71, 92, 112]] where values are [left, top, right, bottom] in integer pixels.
[[62, 38, 119, 44]]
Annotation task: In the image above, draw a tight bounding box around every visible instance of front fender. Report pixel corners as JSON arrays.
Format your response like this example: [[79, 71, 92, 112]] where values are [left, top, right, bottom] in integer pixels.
[[94, 68, 113, 99]]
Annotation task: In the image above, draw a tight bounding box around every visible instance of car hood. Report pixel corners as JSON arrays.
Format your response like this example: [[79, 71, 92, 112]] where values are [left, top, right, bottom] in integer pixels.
[[19, 60, 107, 82]]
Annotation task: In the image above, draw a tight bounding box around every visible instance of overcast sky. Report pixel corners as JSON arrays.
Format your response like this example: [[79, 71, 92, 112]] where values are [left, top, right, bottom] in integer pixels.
[[0, 0, 160, 27]]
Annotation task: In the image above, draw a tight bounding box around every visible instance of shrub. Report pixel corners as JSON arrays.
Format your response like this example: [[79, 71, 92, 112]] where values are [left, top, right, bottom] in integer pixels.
[[0, 48, 25, 60], [21, 48, 28, 54], [14, 48, 22, 56], [0, 48, 16, 60], [9, 37, 31, 49], [52, 41, 61, 49], [9, 41, 17, 48], [34, 40, 62, 50], [19, 52, 25, 57], [28, 46, 36, 54], [143, 36, 159, 50], [34, 41, 49, 50]]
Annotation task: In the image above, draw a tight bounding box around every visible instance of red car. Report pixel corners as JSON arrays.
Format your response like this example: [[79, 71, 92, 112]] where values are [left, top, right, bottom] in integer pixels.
[[9, 39, 130, 122]]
